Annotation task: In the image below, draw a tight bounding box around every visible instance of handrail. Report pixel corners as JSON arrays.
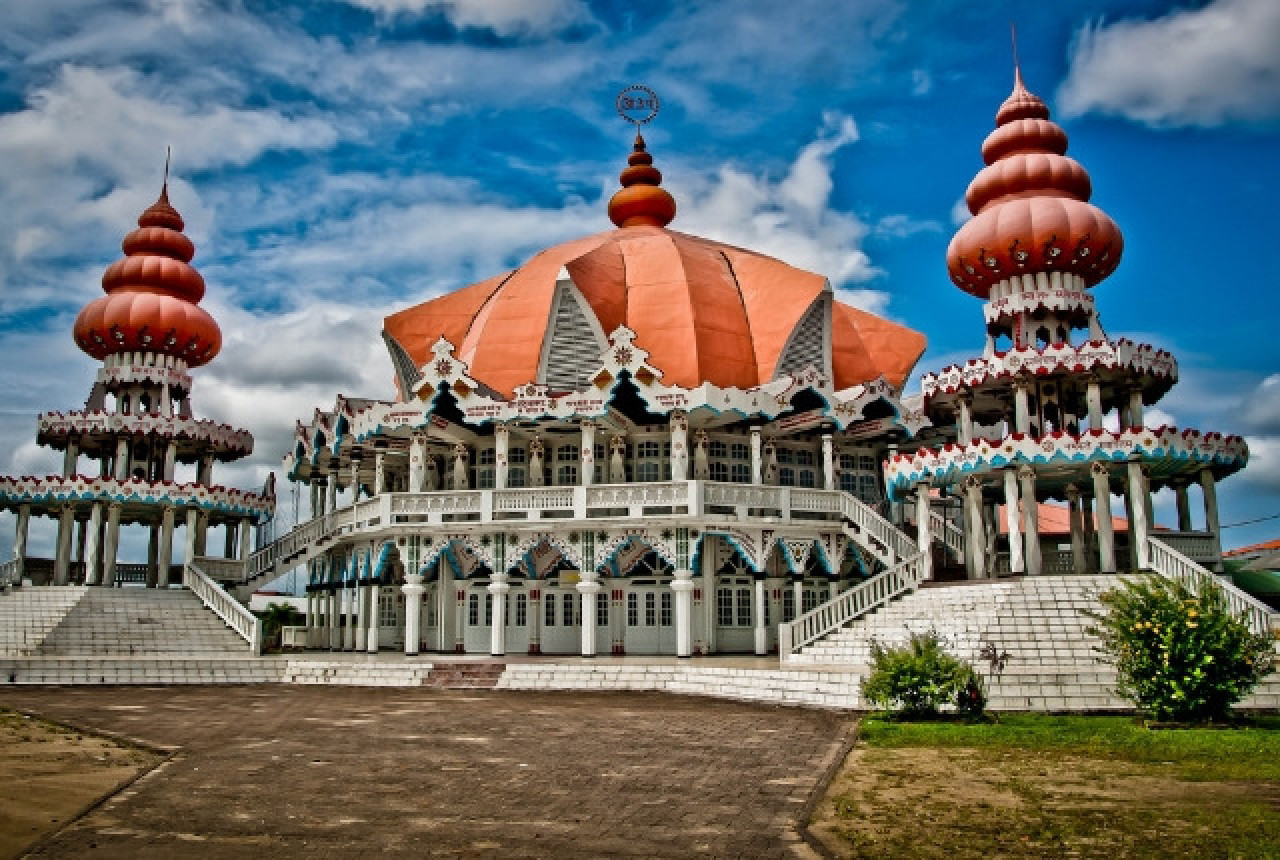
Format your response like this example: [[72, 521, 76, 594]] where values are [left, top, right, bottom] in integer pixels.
[[1147, 537, 1278, 638], [779, 551, 929, 660], [929, 510, 965, 559], [837, 492, 917, 563], [184, 561, 261, 654]]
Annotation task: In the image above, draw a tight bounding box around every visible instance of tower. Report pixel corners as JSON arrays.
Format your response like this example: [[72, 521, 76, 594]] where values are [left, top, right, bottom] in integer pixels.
[[885, 66, 1247, 577], [1, 173, 274, 587]]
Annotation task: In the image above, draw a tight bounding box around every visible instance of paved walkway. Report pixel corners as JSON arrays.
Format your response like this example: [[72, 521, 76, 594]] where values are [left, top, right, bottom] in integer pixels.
[[0, 685, 853, 858]]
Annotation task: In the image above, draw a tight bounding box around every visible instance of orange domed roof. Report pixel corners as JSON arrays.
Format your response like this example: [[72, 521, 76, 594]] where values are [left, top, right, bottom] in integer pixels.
[[946, 69, 1123, 298], [386, 225, 924, 398], [73, 181, 222, 367]]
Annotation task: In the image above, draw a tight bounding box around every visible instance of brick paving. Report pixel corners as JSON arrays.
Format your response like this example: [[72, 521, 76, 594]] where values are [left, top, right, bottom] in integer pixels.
[[0, 686, 852, 858]]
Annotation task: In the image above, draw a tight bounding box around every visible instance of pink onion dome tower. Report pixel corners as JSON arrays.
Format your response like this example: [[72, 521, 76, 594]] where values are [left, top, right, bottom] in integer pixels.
[[885, 61, 1247, 581], [1, 163, 274, 590]]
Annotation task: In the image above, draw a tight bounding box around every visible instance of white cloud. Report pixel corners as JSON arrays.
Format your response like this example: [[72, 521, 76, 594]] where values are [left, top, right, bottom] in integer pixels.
[[338, 0, 592, 36], [1240, 373, 1280, 435], [911, 68, 932, 97], [950, 197, 972, 227], [1058, 0, 1280, 126]]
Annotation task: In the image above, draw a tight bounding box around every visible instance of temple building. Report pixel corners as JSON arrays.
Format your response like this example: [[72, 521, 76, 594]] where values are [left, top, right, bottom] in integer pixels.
[[0, 176, 275, 589]]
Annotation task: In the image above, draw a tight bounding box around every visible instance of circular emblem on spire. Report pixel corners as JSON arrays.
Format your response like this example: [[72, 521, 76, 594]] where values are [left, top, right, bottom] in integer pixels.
[[616, 85, 660, 126]]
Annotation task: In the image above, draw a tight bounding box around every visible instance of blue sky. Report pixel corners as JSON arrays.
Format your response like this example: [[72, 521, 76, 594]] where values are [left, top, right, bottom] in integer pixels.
[[0, 0, 1277, 555]]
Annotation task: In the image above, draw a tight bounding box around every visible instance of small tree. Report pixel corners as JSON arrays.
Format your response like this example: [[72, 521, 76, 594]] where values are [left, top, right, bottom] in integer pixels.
[[862, 630, 985, 719], [1089, 575, 1275, 722], [258, 602, 302, 650]]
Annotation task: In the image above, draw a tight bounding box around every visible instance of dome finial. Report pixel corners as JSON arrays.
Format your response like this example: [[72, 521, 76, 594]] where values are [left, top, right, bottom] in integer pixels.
[[161, 145, 171, 201], [608, 85, 676, 228], [1011, 22, 1023, 86]]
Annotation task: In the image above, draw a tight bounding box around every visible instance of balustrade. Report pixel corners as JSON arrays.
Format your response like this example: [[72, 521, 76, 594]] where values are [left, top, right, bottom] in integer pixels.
[[1147, 537, 1278, 638], [184, 561, 262, 653]]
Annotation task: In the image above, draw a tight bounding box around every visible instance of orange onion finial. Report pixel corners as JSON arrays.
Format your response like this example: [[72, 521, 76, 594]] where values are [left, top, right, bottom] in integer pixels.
[[607, 132, 676, 228]]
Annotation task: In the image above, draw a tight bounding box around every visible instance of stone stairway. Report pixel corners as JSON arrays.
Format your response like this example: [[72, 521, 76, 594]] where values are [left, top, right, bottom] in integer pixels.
[[35, 588, 249, 656], [789, 574, 1280, 711], [0, 586, 89, 655], [427, 661, 507, 689]]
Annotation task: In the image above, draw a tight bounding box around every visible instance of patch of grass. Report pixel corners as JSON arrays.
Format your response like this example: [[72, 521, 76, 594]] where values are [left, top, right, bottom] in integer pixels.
[[860, 713, 1280, 782]]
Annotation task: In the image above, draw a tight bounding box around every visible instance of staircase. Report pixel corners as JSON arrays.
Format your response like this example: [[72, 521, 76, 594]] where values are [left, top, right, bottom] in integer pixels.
[[427, 661, 507, 689], [34, 588, 250, 656], [0, 586, 89, 655]]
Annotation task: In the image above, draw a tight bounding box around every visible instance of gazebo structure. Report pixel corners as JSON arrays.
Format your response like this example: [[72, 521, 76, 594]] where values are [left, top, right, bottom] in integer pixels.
[[0, 176, 274, 588], [883, 67, 1248, 579], [267, 131, 931, 657]]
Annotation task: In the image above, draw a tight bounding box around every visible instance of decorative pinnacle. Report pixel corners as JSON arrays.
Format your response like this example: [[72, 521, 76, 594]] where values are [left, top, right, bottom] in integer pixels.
[[608, 86, 675, 228]]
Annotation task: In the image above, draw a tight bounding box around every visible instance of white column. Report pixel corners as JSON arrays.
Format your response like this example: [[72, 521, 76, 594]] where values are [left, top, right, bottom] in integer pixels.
[[1003, 469, 1024, 575], [821, 434, 835, 491], [580, 421, 596, 486], [163, 441, 177, 481], [1018, 466, 1042, 576], [184, 508, 198, 567], [792, 578, 804, 621], [915, 483, 934, 580], [1086, 378, 1103, 429], [366, 584, 379, 653], [356, 577, 369, 649], [750, 428, 763, 484], [54, 506, 76, 585], [577, 571, 600, 657], [1128, 389, 1145, 428], [1127, 459, 1150, 569], [488, 570, 509, 656], [402, 573, 424, 655], [157, 505, 175, 586], [238, 517, 252, 561], [13, 504, 30, 581], [1013, 382, 1032, 434], [1200, 468, 1223, 569], [493, 426, 509, 490], [669, 412, 688, 482], [671, 568, 694, 658], [1175, 483, 1192, 531], [1067, 483, 1086, 574], [964, 475, 986, 579], [374, 451, 386, 496], [63, 441, 79, 477], [102, 503, 122, 586], [753, 578, 767, 655], [84, 503, 104, 585], [409, 433, 427, 491], [114, 437, 130, 480], [329, 589, 341, 650], [957, 393, 974, 445]]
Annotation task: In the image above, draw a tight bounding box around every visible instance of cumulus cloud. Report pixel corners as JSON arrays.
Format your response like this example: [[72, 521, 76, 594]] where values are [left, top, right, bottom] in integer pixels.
[[1058, 0, 1280, 126], [337, 0, 592, 37]]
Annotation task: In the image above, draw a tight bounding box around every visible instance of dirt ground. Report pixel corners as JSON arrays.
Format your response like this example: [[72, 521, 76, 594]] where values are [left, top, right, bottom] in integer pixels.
[[0, 710, 162, 859], [810, 744, 1280, 859], [0, 686, 853, 858]]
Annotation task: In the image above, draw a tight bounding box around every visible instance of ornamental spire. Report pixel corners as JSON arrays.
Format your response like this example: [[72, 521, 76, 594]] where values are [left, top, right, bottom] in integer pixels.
[[608, 85, 676, 228]]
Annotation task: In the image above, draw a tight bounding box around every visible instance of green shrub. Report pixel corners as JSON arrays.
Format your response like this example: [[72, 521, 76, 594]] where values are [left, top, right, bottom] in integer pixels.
[[1089, 575, 1275, 722], [862, 630, 985, 719]]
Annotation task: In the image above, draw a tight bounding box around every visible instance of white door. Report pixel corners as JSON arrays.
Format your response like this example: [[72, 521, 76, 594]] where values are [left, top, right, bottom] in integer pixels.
[[539, 585, 579, 654], [714, 576, 756, 653], [623, 579, 676, 655]]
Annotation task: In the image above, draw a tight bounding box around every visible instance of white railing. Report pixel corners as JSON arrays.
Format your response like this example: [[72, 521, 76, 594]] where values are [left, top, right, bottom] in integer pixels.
[[184, 561, 262, 654], [779, 551, 929, 660], [193, 556, 247, 582], [494, 486, 575, 512], [0, 557, 19, 589], [1147, 537, 1278, 638], [1156, 531, 1219, 566], [836, 492, 916, 564], [281, 625, 309, 649], [929, 510, 965, 560]]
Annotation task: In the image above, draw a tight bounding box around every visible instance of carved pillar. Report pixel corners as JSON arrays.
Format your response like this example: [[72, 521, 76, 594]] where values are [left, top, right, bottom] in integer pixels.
[[671, 568, 694, 658], [1066, 483, 1087, 574], [1128, 389, 1145, 428], [821, 434, 835, 491], [957, 392, 974, 445], [1086, 377, 1103, 429], [693, 430, 709, 481], [750, 428, 763, 485], [528, 438, 545, 488], [1127, 459, 1151, 569], [54, 505, 75, 585], [1200, 468, 1223, 570], [608, 436, 626, 484], [403, 572, 424, 655], [577, 571, 600, 657], [915, 483, 934, 581], [102, 502, 122, 586], [580, 421, 596, 486], [82, 503, 103, 586], [963, 475, 986, 579], [409, 433, 427, 491], [1003, 468, 1024, 575], [184, 508, 198, 568], [669, 412, 688, 482], [488, 570, 508, 656], [1018, 465, 1042, 576], [157, 505, 176, 587], [1013, 381, 1032, 435], [13, 504, 30, 582], [493, 426, 508, 490], [63, 440, 79, 477], [1175, 482, 1193, 532], [238, 516, 252, 561]]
